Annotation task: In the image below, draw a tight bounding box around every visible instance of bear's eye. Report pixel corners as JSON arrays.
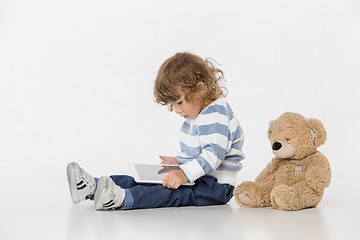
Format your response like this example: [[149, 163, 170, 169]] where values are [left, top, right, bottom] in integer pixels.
[[286, 138, 291, 141]]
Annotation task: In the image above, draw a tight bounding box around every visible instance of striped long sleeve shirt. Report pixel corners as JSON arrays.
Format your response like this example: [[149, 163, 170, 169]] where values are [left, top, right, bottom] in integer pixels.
[[177, 98, 245, 186]]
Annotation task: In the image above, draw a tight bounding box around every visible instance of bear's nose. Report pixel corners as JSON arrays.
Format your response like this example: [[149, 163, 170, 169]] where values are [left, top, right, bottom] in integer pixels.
[[272, 142, 282, 151]]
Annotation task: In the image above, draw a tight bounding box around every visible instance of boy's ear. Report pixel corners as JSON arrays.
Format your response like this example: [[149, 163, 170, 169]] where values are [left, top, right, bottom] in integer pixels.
[[196, 82, 207, 93]]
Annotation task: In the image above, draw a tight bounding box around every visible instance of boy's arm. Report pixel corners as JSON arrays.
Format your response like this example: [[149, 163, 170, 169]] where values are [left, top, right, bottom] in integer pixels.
[[179, 142, 226, 183], [179, 111, 244, 183]]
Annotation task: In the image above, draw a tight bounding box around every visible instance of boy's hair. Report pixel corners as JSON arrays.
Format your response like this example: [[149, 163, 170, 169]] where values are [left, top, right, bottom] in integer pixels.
[[154, 52, 227, 111]]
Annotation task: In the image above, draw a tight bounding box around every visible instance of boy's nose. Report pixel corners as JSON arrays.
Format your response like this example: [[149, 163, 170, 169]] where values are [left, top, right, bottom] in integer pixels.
[[174, 106, 181, 114]]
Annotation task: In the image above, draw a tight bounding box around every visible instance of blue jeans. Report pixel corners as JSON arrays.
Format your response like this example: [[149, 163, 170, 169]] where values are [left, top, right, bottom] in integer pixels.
[[95, 175, 234, 210]]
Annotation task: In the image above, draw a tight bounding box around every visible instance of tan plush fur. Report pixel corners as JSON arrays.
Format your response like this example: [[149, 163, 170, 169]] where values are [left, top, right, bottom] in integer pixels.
[[234, 112, 331, 211]]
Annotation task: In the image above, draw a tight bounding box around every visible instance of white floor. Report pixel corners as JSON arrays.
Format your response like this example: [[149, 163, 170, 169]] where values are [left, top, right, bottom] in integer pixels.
[[1, 0, 360, 239], [0, 164, 359, 240]]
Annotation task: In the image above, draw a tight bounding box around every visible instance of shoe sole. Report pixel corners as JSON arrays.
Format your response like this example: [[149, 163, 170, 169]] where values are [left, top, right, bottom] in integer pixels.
[[94, 176, 109, 210], [67, 162, 80, 203]]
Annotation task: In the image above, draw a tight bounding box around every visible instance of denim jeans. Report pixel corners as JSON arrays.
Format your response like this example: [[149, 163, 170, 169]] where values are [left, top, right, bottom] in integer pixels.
[[95, 175, 234, 210]]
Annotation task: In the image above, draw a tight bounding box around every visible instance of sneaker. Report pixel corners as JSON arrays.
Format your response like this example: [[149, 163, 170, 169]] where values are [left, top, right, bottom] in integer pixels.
[[94, 176, 125, 210], [67, 162, 96, 203]]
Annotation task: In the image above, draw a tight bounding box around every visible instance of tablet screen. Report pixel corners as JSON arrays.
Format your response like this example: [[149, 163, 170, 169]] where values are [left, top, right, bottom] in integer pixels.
[[134, 164, 181, 182]]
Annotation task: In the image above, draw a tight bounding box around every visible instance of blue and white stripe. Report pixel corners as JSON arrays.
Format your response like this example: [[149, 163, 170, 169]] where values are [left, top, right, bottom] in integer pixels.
[[178, 98, 245, 185]]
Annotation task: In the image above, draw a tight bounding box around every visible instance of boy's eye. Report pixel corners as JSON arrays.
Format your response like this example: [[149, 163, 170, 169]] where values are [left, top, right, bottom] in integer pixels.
[[177, 101, 183, 105]]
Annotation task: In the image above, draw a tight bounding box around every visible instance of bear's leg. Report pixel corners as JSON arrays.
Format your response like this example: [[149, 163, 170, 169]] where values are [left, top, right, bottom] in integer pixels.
[[234, 181, 272, 207], [270, 182, 323, 211]]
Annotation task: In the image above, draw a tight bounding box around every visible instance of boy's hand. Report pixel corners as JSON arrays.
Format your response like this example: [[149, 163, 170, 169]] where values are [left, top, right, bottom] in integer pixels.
[[159, 155, 180, 165], [162, 170, 188, 189], [158, 165, 180, 174]]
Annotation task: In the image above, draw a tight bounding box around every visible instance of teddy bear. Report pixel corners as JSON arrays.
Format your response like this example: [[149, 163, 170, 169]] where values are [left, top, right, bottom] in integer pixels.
[[234, 112, 331, 211]]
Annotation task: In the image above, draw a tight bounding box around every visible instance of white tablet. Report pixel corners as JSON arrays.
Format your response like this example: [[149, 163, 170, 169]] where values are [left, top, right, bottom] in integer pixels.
[[128, 163, 194, 186]]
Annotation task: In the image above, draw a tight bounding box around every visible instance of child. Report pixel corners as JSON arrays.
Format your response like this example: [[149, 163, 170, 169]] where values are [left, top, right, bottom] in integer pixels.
[[66, 52, 245, 210]]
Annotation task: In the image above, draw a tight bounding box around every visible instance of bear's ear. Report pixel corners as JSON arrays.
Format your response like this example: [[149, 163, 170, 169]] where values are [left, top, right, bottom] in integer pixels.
[[306, 118, 327, 147], [267, 120, 275, 140]]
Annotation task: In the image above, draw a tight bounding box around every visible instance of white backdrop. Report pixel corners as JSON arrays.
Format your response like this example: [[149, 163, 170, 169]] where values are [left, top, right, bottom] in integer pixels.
[[0, 1, 360, 238], [1, 0, 359, 181]]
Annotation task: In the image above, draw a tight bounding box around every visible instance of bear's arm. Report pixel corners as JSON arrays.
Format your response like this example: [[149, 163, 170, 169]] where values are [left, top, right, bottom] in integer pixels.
[[255, 157, 281, 185], [305, 153, 331, 192]]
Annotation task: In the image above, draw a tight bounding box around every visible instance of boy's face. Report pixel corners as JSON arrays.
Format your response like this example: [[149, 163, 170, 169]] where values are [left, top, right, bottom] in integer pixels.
[[169, 92, 204, 120]]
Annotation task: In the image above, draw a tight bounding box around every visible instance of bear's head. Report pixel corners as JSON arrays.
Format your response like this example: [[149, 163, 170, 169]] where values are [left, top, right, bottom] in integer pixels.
[[267, 112, 327, 160]]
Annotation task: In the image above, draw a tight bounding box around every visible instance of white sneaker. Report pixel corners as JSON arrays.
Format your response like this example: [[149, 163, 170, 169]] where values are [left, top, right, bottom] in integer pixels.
[[94, 176, 125, 210], [67, 162, 96, 203]]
